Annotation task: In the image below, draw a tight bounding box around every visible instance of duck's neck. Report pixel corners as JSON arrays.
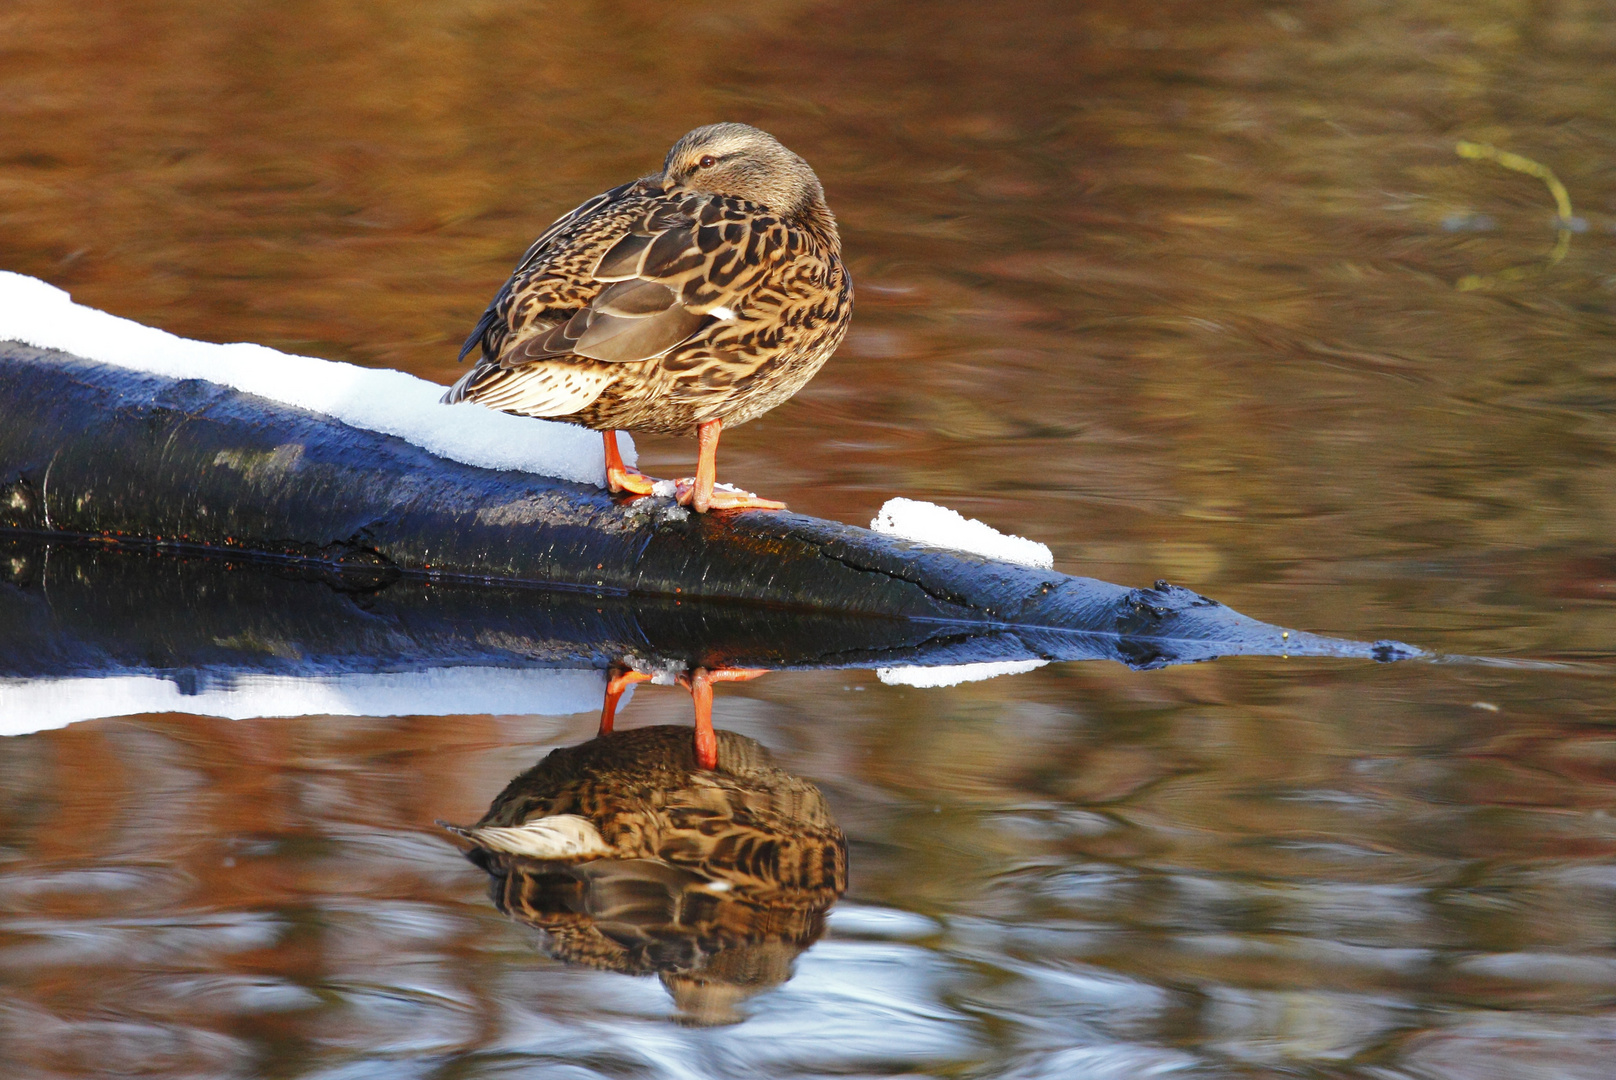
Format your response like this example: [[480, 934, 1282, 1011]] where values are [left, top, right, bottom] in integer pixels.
[[792, 194, 841, 256]]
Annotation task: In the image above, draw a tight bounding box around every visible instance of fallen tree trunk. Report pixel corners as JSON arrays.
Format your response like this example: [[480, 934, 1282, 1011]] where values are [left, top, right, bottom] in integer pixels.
[[0, 341, 1417, 669]]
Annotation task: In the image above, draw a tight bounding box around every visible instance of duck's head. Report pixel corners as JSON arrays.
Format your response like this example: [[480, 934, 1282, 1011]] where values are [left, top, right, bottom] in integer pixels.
[[662, 123, 836, 241]]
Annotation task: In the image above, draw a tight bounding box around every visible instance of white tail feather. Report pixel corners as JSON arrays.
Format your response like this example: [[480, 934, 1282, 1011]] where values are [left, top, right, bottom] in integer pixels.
[[461, 814, 610, 858], [466, 363, 613, 418]]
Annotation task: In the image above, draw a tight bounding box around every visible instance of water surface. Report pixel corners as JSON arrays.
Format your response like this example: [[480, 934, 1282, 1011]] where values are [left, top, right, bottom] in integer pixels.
[[3, 1, 1616, 1076]]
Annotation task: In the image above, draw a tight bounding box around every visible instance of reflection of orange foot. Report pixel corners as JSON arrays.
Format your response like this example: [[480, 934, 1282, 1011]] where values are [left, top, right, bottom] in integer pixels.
[[599, 665, 653, 735], [677, 667, 769, 769]]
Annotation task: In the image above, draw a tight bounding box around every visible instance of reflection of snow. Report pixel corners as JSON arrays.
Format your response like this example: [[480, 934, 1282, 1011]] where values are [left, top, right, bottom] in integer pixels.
[[877, 659, 1048, 688], [0, 271, 626, 485], [871, 497, 1053, 569], [0, 667, 611, 737]]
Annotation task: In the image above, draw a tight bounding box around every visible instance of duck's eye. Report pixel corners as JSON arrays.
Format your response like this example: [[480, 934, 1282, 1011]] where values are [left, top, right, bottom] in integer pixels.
[[698, 155, 717, 169]]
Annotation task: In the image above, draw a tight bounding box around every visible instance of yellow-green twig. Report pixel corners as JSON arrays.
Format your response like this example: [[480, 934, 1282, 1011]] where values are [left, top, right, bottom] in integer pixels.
[[1454, 140, 1575, 290]]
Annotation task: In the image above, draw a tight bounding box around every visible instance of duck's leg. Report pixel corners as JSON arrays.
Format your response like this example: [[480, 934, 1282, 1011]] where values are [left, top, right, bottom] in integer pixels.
[[680, 666, 769, 769], [599, 664, 653, 735], [603, 430, 657, 496], [676, 419, 787, 513]]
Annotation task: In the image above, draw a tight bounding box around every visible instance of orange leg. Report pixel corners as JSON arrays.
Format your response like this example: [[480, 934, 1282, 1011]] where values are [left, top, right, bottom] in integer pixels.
[[599, 665, 653, 735], [675, 418, 786, 513], [603, 430, 657, 497], [678, 667, 769, 769]]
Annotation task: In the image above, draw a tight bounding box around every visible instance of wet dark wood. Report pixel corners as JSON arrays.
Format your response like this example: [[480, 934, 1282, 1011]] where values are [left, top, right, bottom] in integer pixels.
[[0, 342, 1418, 669]]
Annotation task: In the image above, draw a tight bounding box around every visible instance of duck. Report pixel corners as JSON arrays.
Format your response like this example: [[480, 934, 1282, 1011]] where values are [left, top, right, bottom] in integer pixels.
[[444, 123, 852, 513], [441, 725, 847, 1024]]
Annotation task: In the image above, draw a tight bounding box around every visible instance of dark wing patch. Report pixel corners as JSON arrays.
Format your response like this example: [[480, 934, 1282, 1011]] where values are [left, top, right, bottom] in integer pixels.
[[508, 280, 707, 366], [595, 278, 676, 317], [457, 302, 503, 364], [577, 307, 708, 364], [593, 232, 655, 280]]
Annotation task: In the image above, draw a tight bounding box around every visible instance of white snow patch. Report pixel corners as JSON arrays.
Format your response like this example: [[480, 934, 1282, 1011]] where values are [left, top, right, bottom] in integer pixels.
[[0, 271, 628, 486], [877, 659, 1048, 688], [871, 497, 1052, 569], [0, 667, 610, 737]]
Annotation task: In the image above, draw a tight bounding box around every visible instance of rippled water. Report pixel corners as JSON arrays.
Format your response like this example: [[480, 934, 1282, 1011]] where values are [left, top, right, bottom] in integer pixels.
[[4, 1, 1616, 1076]]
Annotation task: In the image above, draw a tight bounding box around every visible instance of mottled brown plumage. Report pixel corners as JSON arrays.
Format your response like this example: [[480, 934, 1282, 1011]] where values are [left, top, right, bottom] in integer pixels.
[[443, 725, 847, 1025], [444, 123, 851, 511]]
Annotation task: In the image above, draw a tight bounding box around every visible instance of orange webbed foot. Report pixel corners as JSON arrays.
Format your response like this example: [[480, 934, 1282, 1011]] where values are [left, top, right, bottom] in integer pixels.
[[673, 418, 787, 513], [674, 478, 787, 513], [603, 430, 660, 499], [606, 464, 659, 497]]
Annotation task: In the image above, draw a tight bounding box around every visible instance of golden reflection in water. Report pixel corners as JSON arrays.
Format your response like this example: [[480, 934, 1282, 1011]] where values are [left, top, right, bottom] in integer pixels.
[[443, 725, 847, 1026]]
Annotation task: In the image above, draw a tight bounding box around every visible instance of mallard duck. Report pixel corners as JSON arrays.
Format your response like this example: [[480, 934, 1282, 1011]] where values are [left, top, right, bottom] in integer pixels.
[[442, 725, 847, 1025], [444, 123, 852, 512]]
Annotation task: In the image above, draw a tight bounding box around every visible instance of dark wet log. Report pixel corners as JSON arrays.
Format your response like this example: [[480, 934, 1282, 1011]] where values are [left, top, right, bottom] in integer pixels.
[[0, 342, 1418, 670]]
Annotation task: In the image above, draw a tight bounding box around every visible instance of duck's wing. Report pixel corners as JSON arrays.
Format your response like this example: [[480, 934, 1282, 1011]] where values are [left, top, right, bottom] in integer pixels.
[[657, 793, 848, 900], [496, 195, 799, 369], [456, 178, 643, 364], [445, 193, 810, 415]]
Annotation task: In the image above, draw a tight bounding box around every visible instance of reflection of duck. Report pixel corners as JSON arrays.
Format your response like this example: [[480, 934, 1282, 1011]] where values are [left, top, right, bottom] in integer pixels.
[[443, 725, 847, 1025]]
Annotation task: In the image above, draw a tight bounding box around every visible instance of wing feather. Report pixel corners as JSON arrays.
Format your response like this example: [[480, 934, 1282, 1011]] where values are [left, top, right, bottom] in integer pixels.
[[595, 278, 678, 317], [456, 179, 641, 363], [450, 189, 800, 414], [593, 232, 655, 281], [574, 306, 708, 364], [447, 363, 614, 418]]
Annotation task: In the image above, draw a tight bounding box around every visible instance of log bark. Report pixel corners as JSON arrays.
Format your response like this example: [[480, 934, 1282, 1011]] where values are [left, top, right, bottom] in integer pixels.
[[0, 341, 1418, 673]]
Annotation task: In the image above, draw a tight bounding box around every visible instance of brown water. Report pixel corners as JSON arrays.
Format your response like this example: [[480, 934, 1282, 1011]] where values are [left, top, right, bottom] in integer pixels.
[[4, 1, 1616, 1076]]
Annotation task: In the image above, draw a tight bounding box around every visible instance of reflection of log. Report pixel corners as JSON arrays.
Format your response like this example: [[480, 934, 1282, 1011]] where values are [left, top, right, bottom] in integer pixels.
[[447, 726, 846, 1026], [0, 534, 1380, 684], [0, 343, 1416, 667]]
